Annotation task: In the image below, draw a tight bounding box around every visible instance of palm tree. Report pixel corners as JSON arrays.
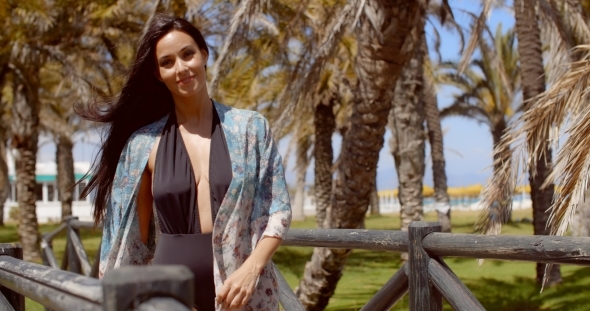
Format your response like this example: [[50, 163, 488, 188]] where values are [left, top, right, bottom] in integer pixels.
[[466, 0, 590, 287], [0, 64, 10, 226], [512, 0, 562, 285], [424, 66, 452, 232], [389, 20, 426, 237], [441, 26, 518, 193], [292, 132, 311, 221], [313, 95, 336, 228], [206, 0, 432, 308], [297, 1, 429, 309]]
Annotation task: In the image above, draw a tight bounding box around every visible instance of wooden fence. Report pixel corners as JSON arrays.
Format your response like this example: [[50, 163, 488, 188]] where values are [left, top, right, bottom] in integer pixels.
[[1, 217, 590, 310]]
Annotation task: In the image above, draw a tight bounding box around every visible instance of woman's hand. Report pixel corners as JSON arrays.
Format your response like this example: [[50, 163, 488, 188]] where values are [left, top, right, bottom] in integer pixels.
[[215, 262, 260, 310], [216, 237, 282, 310]]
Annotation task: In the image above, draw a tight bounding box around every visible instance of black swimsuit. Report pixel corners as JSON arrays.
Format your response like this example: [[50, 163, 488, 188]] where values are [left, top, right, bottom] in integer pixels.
[[151, 103, 232, 311]]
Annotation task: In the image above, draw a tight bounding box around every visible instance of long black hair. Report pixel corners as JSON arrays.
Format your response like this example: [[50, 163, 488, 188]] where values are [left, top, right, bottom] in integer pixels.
[[76, 13, 209, 225]]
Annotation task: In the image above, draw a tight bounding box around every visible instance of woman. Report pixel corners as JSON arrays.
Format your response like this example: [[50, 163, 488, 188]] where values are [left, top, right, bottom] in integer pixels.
[[77, 13, 292, 311]]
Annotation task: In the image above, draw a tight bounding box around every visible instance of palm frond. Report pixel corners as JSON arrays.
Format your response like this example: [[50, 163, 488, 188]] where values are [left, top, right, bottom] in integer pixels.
[[479, 45, 590, 235], [269, 0, 365, 137], [210, 0, 265, 92], [457, 0, 492, 74]]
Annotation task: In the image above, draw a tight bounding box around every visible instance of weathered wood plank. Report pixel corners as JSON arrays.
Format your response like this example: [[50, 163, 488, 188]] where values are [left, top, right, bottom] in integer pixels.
[[282, 229, 408, 252], [89, 243, 101, 279], [0, 291, 16, 311], [423, 233, 590, 265], [0, 243, 24, 311], [42, 223, 67, 244], [428, 258, 485, 311], [0, 256, 102, 311], [67, 227, 92, 276], [135, 297, 191, 311], [102, 265, 193, 311], [68, 220, 99, 230], [272, 264, 305, 311], [66, 235, 81, 274], [64, 217, 82, 275], [360, 263, 409, 311], [409, 222, 442, 311], [61, 241, 69, 271], [41, 240, 59, 269]]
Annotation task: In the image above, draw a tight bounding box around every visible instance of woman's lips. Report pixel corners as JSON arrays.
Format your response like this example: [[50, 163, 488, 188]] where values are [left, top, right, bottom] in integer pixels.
[[177, 75, 195, 85]]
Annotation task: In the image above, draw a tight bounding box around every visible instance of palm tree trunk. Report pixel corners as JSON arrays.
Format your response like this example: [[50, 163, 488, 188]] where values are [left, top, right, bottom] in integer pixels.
[[423, 60, 451, 232], [292, 136, 310, 222], [11, 71, 42, 261], [313, 100, 335, 228], [369, 179, 380, 215], [514, 0, 561, 286], [571, 189, 590, 237], [424, 89, 451, 232], [389, 29, 426, 235], [56, 135, 75, 220], [0, 131, 8, 227], [296, 2, 425, 309]]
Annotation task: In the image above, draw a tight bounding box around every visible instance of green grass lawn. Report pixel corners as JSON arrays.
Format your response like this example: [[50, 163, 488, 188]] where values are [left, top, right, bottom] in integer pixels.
[[3, 209, 589, 310]]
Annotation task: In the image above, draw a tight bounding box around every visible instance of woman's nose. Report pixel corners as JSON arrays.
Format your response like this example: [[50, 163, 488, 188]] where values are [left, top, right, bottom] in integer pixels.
[[175, 60, 189, 74]]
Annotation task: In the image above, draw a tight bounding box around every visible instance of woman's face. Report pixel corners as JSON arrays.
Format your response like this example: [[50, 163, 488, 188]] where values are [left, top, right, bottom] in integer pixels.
[[155, 30, 208, 99]]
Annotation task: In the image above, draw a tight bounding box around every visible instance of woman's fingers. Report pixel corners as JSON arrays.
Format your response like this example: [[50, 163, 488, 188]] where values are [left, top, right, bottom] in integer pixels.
[[216, 283, 230, 304], [228, 290, 246, 310], [222, 284, 241, 309], [240, 291, 251, 307]]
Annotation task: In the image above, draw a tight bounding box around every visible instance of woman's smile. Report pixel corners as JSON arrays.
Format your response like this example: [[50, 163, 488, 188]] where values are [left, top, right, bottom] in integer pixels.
[[177, 75, 196, 85]]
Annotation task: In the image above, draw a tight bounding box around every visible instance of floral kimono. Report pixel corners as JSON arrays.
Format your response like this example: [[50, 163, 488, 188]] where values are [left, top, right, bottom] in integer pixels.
[[99, 100, 292, 311]]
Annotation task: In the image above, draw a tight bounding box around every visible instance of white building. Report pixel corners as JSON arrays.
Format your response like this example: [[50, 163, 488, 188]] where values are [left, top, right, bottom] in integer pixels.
[[302, 188, 532, 215], [4, 159, 94, 223]]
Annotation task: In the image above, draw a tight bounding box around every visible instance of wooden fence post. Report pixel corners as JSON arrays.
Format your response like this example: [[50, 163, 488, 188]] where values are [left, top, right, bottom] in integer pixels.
[[0, 243, 24, 311], [409, 222, 442, 311], [102, 265, 194, 311], [64, 216, 82, 274]]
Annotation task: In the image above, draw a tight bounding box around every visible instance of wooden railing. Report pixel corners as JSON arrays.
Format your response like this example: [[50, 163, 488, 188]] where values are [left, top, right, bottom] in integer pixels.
[[1, 219, 590, 310]]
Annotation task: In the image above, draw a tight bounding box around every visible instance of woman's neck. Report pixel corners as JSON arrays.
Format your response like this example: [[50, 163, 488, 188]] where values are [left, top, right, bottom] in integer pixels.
[[172, 89, 212, 127]]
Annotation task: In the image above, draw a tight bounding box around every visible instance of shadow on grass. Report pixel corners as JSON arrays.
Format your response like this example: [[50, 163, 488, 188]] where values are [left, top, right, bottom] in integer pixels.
[[462, 267, 590, 311]]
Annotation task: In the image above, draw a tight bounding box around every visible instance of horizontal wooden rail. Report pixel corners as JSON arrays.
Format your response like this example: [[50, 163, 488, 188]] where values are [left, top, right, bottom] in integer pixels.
[[282, 229, 408, 252], [282, 228, 590, 265], [423, 233, 590, 265], [0, 256, 102, 311]]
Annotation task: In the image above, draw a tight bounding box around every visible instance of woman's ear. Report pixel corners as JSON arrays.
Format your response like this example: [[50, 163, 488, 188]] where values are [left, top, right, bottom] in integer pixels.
[[201, 49, 209, 65]]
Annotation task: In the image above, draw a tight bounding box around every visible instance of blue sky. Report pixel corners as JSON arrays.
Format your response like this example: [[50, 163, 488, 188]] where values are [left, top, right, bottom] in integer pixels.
[[37, 0, 516, 191]]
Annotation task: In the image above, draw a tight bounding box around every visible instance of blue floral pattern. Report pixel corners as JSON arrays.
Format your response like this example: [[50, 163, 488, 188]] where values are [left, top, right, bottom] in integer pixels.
[[99, 101, 292, 310]]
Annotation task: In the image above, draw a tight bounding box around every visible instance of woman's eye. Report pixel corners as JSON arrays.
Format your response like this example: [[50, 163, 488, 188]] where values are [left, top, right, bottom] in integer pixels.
[[184, 51, 195, 58], [161, 60, 172, 66]]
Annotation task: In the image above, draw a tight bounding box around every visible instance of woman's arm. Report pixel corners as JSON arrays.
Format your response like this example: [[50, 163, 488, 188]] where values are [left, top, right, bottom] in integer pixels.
[[216, 236, 282, 309], [136, 167, 153, 246]]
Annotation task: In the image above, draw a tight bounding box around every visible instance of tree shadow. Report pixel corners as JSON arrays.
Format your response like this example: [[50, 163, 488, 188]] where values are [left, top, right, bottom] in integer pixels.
[[462, 268, 590, 311]]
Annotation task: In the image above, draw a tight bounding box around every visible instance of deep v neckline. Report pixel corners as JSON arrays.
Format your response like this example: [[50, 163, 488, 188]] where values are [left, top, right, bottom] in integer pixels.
[[152, 102, 233, 235]]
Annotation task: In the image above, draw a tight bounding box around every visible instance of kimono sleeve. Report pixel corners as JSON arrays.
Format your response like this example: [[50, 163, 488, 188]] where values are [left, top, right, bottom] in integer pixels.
[[252, 114, 292, 240]]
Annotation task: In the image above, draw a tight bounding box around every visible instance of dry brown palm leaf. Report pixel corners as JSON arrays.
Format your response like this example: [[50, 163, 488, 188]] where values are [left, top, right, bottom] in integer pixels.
[[478, 45, 590, 235], [538, 0, 590, 89], [270, 0, 365, 137], [209, 0, 264, 92], [457, 0, 492, 74]]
